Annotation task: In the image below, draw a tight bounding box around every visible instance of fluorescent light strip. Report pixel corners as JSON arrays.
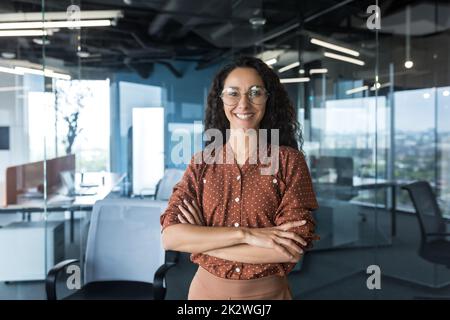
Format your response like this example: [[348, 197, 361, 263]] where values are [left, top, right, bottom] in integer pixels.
[[14, 66, 71, 80], [310, 68, 328, 75], [15, 66, 45, 75], [0, 10, 123, 22], [0, 66, 24, 75], [48, 72, 71, 80], [310, 38, 360, 57], [324, 51, 365, 66], [370, 82, 391, 91], [265, 58, 277, 66], [346, 85, 369, 95], [0, 19, 111, 30], [280, 77, 310, 83], [0, 29, 47, 36], [278, 61, 300, 73]]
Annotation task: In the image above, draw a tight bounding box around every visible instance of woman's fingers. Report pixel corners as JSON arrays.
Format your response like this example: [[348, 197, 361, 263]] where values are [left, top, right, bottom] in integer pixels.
[[272, 242, 296, 260], [273, 236, 303, 255], [178, 204, 196, 224], [276, 220, 307, 231], [183, 199, 202, 225], [191, 200, 205, 224], [177, 214, 188, 224], [275, 231, 308, 247]]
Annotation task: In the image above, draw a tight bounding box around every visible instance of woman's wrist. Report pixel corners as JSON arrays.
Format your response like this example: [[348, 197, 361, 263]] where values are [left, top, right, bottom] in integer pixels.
[[239, 227, 251, 245]]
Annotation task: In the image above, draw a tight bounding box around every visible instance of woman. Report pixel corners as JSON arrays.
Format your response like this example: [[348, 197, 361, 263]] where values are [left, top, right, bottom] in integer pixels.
[[160, 56, 319, 300]]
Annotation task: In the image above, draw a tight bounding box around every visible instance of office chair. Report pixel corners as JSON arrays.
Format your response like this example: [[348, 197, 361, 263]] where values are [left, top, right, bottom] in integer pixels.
[[402, 181, 450, 268], [46, 198, 177, 300], [154, 168, 184, 201]]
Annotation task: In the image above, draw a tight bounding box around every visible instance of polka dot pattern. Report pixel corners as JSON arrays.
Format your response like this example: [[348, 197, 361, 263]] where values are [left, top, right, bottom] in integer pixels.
[[160, 143, 319, 280]]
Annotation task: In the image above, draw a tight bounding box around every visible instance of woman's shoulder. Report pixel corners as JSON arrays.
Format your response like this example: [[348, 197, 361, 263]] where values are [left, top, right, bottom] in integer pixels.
[[276, 145, 305, 162]]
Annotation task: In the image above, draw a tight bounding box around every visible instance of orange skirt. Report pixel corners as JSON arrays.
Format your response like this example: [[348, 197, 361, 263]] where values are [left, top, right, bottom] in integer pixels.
[[188, 266, 293, 300]]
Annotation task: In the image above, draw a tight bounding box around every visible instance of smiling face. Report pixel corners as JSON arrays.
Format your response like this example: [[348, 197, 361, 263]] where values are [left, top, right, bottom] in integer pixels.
[[222, 67, 267, 131]]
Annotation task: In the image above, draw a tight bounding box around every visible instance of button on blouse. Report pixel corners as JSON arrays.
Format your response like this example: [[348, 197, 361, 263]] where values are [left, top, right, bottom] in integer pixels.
[[160, 144, 319, 280]]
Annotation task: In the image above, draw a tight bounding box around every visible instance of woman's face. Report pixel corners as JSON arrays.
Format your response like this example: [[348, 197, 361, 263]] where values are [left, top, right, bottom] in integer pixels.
[[222, 67, 267, 131]]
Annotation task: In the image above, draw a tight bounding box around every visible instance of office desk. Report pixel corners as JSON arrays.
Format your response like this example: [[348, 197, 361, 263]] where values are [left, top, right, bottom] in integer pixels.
[[314, 177, 399, 237], [352, 177, 398, 237], [0, 173, 124, 242]]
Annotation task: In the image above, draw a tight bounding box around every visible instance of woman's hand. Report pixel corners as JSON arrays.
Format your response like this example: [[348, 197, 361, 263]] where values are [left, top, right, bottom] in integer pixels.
[[177, 199, 205, 226], [243, 221, 308, 261]]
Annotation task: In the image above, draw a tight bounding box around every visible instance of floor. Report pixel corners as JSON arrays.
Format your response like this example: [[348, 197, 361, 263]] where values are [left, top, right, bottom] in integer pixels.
[[1, 207, 450, 300]]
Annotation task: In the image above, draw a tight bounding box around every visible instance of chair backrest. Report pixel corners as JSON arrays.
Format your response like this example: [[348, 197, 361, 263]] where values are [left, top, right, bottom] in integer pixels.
[[402, 181, 445, 241], [155, 169, 184, 201], [84, 198, 168, 284]]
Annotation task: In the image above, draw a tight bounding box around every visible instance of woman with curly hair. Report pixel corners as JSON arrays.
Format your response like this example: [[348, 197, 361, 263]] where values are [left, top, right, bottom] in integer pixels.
[[160, 56, 318, 300]]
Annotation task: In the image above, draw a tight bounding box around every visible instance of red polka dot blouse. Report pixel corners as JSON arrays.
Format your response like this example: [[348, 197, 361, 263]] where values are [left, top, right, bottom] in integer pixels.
[[160, 143, 319, 280]]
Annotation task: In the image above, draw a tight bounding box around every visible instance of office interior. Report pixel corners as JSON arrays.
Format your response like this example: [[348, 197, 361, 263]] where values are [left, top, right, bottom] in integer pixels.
[[0, 0, 449, 300]]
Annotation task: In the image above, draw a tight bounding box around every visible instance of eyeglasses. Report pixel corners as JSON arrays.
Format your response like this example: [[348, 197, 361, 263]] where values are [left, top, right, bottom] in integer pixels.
[[220, 85, 269, 106]]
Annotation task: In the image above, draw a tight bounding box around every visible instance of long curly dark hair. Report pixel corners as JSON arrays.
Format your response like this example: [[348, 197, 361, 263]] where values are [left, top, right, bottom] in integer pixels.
[[204, 56, 302, 151]]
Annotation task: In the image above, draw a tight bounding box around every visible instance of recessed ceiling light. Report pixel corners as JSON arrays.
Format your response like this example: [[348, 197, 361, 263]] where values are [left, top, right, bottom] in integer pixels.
[[404, 60, 414, 69], [423, 92, 431, 99], [249, 17, 266, 27], [77, 51, 91, 58], [264, 58, 277, 66], [1, 52, 15, 59], [443, 90, 449, 97], [32, 38, 50, 45]]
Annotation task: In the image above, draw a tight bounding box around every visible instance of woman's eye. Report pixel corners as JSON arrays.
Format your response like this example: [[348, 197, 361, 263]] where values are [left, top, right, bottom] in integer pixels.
[[249, 90, 262, 97], [227, 91, 239, 97]]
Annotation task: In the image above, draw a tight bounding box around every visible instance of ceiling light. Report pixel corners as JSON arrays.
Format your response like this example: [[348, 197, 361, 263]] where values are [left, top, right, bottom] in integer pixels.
[[423, 93, 431, 99], [1, 52, 15, 59], [280, 77, 310, 83], [404, 60, 414, 69], [298, 69, 305, 74], [324, 51, 365, 66], [0, 19, 112, 30], [443, 90, 450, 97], [0, 10, 123, 22], [32, 38, 50, 45], [309, 68, 328, 75], [0, 66, 24, 75], [249, 17, 266, 27], [47, 71, 71, 80], [14, 66, 71, 80], [278, 61, 300, 73], [346, 85, 368, 95], [0, 29, 47, 37], [265, 58, 277, 66], [77, 51, 91, 58], [310, 38, 360, 57], [370, 82, 391, 91]]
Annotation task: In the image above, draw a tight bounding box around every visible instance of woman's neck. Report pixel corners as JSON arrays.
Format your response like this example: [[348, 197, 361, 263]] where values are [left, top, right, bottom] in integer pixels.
[[228, 129, 258, 165]]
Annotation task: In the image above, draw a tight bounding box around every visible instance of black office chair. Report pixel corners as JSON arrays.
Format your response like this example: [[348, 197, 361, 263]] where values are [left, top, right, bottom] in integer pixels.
[[46, 250, 178, 300], [402, 181, 450, 268], [45, 199, 178, 300]]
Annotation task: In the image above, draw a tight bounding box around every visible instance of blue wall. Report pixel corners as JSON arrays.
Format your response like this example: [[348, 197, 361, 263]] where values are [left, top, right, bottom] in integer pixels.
[[110, 61, 221, 174]]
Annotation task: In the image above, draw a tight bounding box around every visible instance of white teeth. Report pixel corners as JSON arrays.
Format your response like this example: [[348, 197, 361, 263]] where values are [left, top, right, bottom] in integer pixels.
[[235, 113, 253, 120]]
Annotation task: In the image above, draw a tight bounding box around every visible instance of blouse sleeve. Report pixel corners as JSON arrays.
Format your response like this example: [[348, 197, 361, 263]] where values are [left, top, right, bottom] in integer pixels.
[[273, 149, 319, 272], [160, 154, 203, 232]]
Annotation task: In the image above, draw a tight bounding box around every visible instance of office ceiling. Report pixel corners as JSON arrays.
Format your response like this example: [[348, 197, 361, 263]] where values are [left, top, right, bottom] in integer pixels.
[[0, 0, 448, 81]]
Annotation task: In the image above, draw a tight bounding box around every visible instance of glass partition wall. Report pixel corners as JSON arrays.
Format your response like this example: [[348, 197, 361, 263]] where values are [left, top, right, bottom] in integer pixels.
[[1, 0, 449, 300]]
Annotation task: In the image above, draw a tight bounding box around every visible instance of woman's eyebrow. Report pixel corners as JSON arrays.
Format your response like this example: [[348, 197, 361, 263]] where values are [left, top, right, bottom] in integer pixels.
[[223, 85, 263, 91]]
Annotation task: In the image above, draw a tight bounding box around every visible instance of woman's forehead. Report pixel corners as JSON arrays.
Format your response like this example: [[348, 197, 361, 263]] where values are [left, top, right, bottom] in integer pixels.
[[224, 67, 264, 88]]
